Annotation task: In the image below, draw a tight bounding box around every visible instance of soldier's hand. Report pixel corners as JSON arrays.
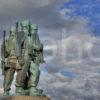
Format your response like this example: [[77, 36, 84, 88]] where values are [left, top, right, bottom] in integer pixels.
[[18, 57, 24, 65]]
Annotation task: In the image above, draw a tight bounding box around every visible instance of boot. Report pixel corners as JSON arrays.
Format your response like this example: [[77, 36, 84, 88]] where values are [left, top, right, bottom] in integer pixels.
[[29, 87, 45, 96], [3, 91, 10, 97], [15, 87, 25, 96]]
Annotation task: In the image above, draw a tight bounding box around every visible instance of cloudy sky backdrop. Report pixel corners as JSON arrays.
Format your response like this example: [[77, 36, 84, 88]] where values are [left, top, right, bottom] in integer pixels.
[[0, 0, 100, 100]]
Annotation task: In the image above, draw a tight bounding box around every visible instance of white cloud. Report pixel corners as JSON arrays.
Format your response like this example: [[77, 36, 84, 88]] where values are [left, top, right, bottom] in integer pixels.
[[38, 33, 100, 99]]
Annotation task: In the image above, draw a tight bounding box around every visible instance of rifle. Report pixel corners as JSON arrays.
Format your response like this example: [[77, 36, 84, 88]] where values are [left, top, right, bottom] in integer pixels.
[[22, 22, 31, 70], [16, 22, 19, 33], [19, 22, 31, 84], [1, 30, 6, 75]]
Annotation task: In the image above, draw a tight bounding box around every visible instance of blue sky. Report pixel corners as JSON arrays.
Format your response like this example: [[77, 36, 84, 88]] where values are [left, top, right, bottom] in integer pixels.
[[62, 0, 100, 36], [61, 70, 78, 79]]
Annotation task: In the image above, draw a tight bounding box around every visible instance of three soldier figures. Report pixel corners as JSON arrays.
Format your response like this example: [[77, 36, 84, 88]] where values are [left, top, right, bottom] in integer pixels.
[[1, 20, 45, 97]]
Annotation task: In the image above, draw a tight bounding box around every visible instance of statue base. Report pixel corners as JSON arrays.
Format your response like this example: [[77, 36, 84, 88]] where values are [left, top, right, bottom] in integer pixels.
[[1, 96, 51, 100]]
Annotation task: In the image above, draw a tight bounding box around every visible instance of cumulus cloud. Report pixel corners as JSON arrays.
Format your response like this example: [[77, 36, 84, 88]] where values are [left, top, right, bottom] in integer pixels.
[[42, 33, 92, 72], [39, 33, 100, 100], [0, 0, 70, 37], [38, 71, 100, 100]]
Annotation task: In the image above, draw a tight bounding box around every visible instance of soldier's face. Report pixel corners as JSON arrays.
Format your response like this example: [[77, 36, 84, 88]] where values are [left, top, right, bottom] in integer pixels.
[[11, 35, 15, 38], [31, 29, 37, 34], [10, 34, 15, 40], [22, 26, 29, 33], [10, 32, 15, 37]]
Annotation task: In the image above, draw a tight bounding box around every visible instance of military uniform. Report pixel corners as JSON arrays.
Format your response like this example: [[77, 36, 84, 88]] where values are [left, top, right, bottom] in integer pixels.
[[18, 21, 44, 96], [1, 27, 24, 96]]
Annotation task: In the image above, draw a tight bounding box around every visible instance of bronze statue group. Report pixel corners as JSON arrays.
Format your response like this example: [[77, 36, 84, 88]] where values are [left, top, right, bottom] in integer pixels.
[[1, 20, 45, 97]]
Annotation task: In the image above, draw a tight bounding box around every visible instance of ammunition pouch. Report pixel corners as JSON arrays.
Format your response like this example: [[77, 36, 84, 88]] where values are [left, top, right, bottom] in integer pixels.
[[18, 56, 25, 66], [31, 49, 44, 64]]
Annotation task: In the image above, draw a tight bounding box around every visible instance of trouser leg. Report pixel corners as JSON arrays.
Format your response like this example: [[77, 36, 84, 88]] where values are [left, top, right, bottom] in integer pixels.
[[15, 69, 25, 95], [23, 74, 29, 90], [15, 69, 30, 95], [29, 61, 40, 87], [28, 61, 43, 96], [15, 69, 23, 87], [23, 71, 30, 95], [3, 68, 15, 96]]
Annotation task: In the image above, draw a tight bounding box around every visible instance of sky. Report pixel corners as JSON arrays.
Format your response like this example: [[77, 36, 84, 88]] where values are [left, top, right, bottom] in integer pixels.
[[0, 0, 100, 100], [61, 0, 100, 36]]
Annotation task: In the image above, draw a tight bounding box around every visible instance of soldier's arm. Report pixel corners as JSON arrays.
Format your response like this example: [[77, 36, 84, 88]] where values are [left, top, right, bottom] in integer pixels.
[[33, 34, 45, 63], [4, 40, 10, 58], [32, 33, 43, 51]]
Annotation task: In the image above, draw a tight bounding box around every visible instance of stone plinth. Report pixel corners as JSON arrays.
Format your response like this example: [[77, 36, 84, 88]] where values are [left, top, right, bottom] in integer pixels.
[[1, 96, 51, 100]]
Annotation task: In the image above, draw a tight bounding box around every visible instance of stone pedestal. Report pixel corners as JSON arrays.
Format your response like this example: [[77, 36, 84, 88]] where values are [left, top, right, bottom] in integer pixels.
[[1, 96, 51, 100]]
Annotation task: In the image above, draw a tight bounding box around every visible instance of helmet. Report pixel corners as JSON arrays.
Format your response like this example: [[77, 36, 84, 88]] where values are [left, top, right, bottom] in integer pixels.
[[31, 24, 38, 34], [20, 20, 30, 27], [31, 24, 38, 30], [10, 26, 16, 36], [10, 26, 16, 33]]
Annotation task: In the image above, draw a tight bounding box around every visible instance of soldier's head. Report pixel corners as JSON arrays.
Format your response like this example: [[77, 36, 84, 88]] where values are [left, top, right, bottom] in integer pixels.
[[10, 26, 16, 37], [31, 24, 38, 34], [20, 20, 30, 33]]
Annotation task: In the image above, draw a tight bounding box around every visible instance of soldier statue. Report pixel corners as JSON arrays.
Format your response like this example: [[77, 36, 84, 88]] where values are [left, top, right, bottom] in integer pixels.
[[1, 20, 45, 97], [1, 26, 26, 96], [16, 20, 45, 96]]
